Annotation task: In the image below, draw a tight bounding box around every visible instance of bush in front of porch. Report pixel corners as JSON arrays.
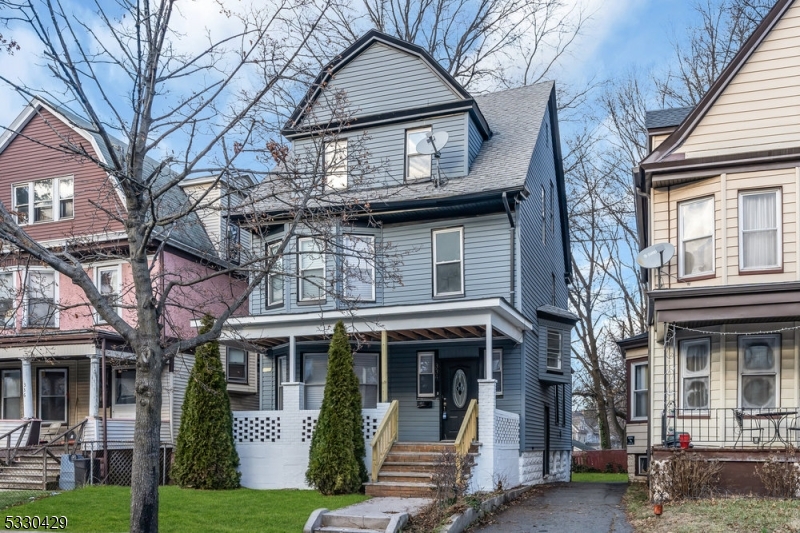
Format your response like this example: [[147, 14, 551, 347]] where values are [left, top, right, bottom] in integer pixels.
[[306, 321, 367, 495]]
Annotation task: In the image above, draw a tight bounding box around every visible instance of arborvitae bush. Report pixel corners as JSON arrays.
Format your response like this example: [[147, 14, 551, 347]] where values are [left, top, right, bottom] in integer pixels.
[[171, 315, 241, 489], [306, 320, 367, 494]]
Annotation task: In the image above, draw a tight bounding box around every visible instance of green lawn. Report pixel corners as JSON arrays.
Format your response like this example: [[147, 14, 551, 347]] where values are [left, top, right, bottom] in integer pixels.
[[572, 472, 629, 483], [1, 486, 368, 532]]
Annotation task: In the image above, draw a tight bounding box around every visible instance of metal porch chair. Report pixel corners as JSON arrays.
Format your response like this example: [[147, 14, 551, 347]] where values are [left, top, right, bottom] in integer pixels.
[[733, 409, 763, 448], [786, 416, 800, 445]]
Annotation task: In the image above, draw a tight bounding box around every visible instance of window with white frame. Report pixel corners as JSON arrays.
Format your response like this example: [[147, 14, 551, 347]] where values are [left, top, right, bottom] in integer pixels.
[[739, 189, 781, 271], [324, 140, 348, 189], [298, 238, 325, 301], [227, 348, 247, 384], [417, 351, 435, 398], [739, 335, 780, 409], [13, 177, 74, 225], [26, 270, 57, 327], [343, 235, 375, 301], [679, 196, 714, 278], [225, 221, 240, 263], [631, 362, 648, 420], [39, 368, 67, 423], [113, 368, 136, 418], [303, 353, 378, 409], [276, 355, 288, 410], [0, 272, 15, 328], [406, 127, 432, 180], [432, 228, 463, 296], [354, 353, 378, 408], [491, 348, 503, 395], [637, 455, 649, 475], [2, 369, 21, 419], [546, 330, 562, 369], [267, 241, 283, 307], [680, 338, 710, 410], [95, 266, 121, 323]]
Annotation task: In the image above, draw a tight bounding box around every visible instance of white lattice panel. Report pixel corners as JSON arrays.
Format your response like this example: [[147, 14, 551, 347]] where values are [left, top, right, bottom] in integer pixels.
[[233, 415, 281, 443], [494, 412, 520, 446], [301, 416, 318, 442], [362, 415, 380, 440]]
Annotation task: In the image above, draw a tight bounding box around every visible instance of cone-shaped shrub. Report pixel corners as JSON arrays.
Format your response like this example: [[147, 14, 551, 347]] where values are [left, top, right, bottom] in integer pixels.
[[171, 315, 241, 489], [306, 320, 367, 494]]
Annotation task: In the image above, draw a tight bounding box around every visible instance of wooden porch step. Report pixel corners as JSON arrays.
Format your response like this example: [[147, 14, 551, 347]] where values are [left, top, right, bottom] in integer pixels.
[[380, 461, 440, 473], [363, 481, 435, 498], [389, 442, 456, 453], [377, 471, 432, 484]]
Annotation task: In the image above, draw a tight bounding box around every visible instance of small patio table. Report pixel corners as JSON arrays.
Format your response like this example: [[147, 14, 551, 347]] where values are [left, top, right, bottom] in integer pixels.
[[754, 411, 798, 447]]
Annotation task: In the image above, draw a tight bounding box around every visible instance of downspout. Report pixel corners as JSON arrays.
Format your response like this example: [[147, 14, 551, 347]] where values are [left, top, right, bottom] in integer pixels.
[[502, 192, 516, 307]]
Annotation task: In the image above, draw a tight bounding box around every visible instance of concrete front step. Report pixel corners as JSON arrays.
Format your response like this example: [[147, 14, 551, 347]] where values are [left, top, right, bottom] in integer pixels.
[[315, 528, 383, 533], [364, 481, 435, 498], [321, 514, 389, 530]]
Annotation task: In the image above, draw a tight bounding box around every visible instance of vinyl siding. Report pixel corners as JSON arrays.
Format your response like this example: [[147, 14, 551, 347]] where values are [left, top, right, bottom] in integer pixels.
[[626, 347, 649, 455], [171, 353, 195, 439], [303, 42, 460, 125], [261, 354, 275, 410], [182, 184, 222, 250], [467, 118, 483, 169], [678, 4, 800, 158]]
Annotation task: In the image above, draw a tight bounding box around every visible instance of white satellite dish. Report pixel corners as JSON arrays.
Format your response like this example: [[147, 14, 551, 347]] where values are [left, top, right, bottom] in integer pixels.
[[415, 131, 449, 156], [637, 242, 675, 268]]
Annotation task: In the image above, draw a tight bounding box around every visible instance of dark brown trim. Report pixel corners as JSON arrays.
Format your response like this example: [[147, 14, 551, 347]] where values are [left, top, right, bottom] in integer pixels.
[[650, 280, 800, 300], [677, 273, 716, 283], [617, 332, 648, 351], [738, 267, 783, 276]]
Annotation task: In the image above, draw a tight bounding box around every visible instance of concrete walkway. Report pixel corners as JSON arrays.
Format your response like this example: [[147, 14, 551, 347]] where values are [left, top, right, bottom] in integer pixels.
[[470, 482, 633, 533]]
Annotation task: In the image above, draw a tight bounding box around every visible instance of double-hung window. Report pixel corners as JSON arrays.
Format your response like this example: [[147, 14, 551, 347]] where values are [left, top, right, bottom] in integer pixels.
[[432, 228, 463, 296], [417, 351, 435, 398], [739, 189, 781, 271], [631, 362, 648, 420], [26, 270, 57, 328], [406, 127, 432, 180], [113, 368, 136, 418], [39, 368, 67, 423], [343, 235, 375, 301], [680, 338, 710, 410], [267, 241, 284, 307], [546, 330, 562, 370], [354, 353, 379, 408], [225, 221, 240, 264], [739, 335, 779, 409], [491, 348, 503, 395], [2, 369, 21, 419], [324, 140, 348, 189], [679, 196, 714, 278], [226, 348, 247, 384], [13, 177, 74, 224], [0, 272, 14, 328], [303, 352, 378, 409], [298, 238, 325, 302], [95, 265, 121, 323]]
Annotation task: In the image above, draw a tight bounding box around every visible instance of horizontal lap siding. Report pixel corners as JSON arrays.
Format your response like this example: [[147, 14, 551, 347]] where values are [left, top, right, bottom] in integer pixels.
[[171, 354, 194, 440], [468, 118, 482, 169], [0, 109, 125, 241], [679, 5, 800, 158], [261, 355, 275, 410]]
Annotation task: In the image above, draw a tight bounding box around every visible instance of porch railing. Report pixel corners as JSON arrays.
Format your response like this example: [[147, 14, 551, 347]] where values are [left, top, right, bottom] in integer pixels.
[[0, 420, 38, 465], [29, 419, 88, 490], [370, 400, 399, 482], [455, 399, 478, 456], [661, 407, 800, 448]]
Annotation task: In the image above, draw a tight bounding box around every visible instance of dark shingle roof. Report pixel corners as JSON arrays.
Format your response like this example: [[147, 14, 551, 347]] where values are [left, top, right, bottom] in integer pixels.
[[645, 106, 694, 130]]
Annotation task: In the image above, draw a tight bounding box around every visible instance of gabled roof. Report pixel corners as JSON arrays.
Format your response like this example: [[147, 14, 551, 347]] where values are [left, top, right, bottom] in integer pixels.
[[0, 98, 219, 260], [645, 107, 694, 131], [641, 0, 795, 167], [282, 29, 490, 139]]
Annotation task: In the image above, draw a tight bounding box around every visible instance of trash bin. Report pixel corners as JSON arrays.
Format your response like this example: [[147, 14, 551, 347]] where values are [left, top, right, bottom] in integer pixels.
[[59, 454, 83, 490], [73, 457, 90, 487]]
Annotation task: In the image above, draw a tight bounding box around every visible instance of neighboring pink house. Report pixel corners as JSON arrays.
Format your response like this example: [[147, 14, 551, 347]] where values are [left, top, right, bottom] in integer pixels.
[[0, 98, 250, 457]]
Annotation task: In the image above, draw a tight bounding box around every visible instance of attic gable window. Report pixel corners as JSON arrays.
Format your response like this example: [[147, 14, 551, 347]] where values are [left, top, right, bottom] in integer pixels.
[[13, 177, 74, 225], [406, 127, 432, 180], [324, 140, 348, 189]]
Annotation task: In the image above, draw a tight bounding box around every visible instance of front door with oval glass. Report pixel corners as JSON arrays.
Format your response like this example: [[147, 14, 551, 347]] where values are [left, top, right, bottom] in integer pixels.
[[440, 359, 478, 440]]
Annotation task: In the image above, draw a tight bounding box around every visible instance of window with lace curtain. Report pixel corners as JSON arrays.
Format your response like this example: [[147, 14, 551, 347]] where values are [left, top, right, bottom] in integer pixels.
[[680, 338, 710, 410], [679, 196, 714, 278], [739, 189, 781, 271], [739, 335, 779, 409]]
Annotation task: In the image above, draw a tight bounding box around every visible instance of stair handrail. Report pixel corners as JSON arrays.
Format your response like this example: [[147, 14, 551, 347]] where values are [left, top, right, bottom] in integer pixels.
[[0, 420, 33, 465], [370, 400, 399, 482], [28, 419, 88, 458], [454, 399, 478, 457]]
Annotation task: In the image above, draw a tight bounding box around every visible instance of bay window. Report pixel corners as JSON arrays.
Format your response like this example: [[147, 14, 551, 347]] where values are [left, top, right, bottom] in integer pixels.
[[739, 335, 779, 409], [432, 227, 463, 296], [679, 196, 714, 278], [298, 238, 325, 302], [343, 235, 375, 301], [631, 362, 648, 420], [739, 189, 781, 271], [546, 330, 562, 370], [680, 338, 710, 410]]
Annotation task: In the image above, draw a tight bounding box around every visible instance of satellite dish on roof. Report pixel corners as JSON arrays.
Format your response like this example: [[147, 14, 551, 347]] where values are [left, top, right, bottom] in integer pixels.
[[636, 242, 675, 269], [415, 131, 449, 156]]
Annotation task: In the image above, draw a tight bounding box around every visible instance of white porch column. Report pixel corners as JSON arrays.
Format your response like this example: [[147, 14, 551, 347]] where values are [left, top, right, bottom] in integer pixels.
[[381, 330, 389, 402], [485, 316, 493, 379], [89, 355, 100, 418], [282, 382, 305, 411], [21, 358, 33, 419], [476, 379, 497, 491], [289, 335, 296, 382]]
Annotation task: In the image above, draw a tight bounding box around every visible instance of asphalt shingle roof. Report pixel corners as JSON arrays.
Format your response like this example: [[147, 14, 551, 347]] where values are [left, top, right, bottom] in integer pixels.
[[645, 106, 694, 130]]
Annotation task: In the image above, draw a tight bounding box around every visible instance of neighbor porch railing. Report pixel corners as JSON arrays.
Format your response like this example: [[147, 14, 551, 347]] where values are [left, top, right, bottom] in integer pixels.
[[28, 419, 87, 490], [662, 407, 800, 449], [370, 400, 399, 482], [455, 399, 479, 456], [0, 419, 39, 465]]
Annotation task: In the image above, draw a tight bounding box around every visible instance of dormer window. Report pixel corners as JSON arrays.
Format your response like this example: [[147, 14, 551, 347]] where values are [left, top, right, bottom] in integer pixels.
[[406, 127, 432, 180], [13, 177, 74, 225], [324, 140, 348, 189]]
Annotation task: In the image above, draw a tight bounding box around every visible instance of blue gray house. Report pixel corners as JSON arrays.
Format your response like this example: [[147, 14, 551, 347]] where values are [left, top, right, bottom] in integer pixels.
[[222, 30, 576, 495]]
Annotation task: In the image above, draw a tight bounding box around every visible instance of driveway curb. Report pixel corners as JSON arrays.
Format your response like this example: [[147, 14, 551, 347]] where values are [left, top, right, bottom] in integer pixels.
[[438, 485, 533, 533]]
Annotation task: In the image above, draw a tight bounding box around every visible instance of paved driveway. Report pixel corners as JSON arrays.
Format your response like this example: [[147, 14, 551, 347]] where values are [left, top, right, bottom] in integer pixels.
[[470, 482, 633, 533]]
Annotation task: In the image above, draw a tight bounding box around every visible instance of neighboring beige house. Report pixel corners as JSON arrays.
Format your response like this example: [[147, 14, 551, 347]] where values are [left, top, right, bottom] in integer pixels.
[[632, 0, 800, 494], [618, 333, 648, 482]]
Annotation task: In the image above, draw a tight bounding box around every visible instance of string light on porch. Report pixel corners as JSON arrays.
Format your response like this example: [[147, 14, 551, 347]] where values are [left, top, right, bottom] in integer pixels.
[[672, 323, 800, 336]]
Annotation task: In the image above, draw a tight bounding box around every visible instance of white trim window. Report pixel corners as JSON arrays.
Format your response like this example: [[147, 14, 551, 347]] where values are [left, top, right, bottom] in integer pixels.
[[546, 330, 562, 370], [637, 455, 649, 475], [631, 362, 648, 420], [95, 265, 121, 323], [39, 368, 67, 423], [432, 227, 464, 297], [226, 348, 247, 384], [324, 139, 348, 189], [343, 234, 375, 302], [406, 127, 432, 180], [739, 335, 780, 409], [25, 270, 57, 328], [13, 176, 74, 225], [303, 353, 328, 410], [2, 369, 21, 419], [417, 351, 435, 398], [739, 189, 781, 271], [112, 368, 136, 418], [679, 196, 714, 278], [267, 241, 284, 307], [680, 338, 710, 410], [298, 238, 325, 302], [491, 348, 503, 395], [354, 353, 379, 409], [0, 272, 15, 328], [276, 355, 288, 410]]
